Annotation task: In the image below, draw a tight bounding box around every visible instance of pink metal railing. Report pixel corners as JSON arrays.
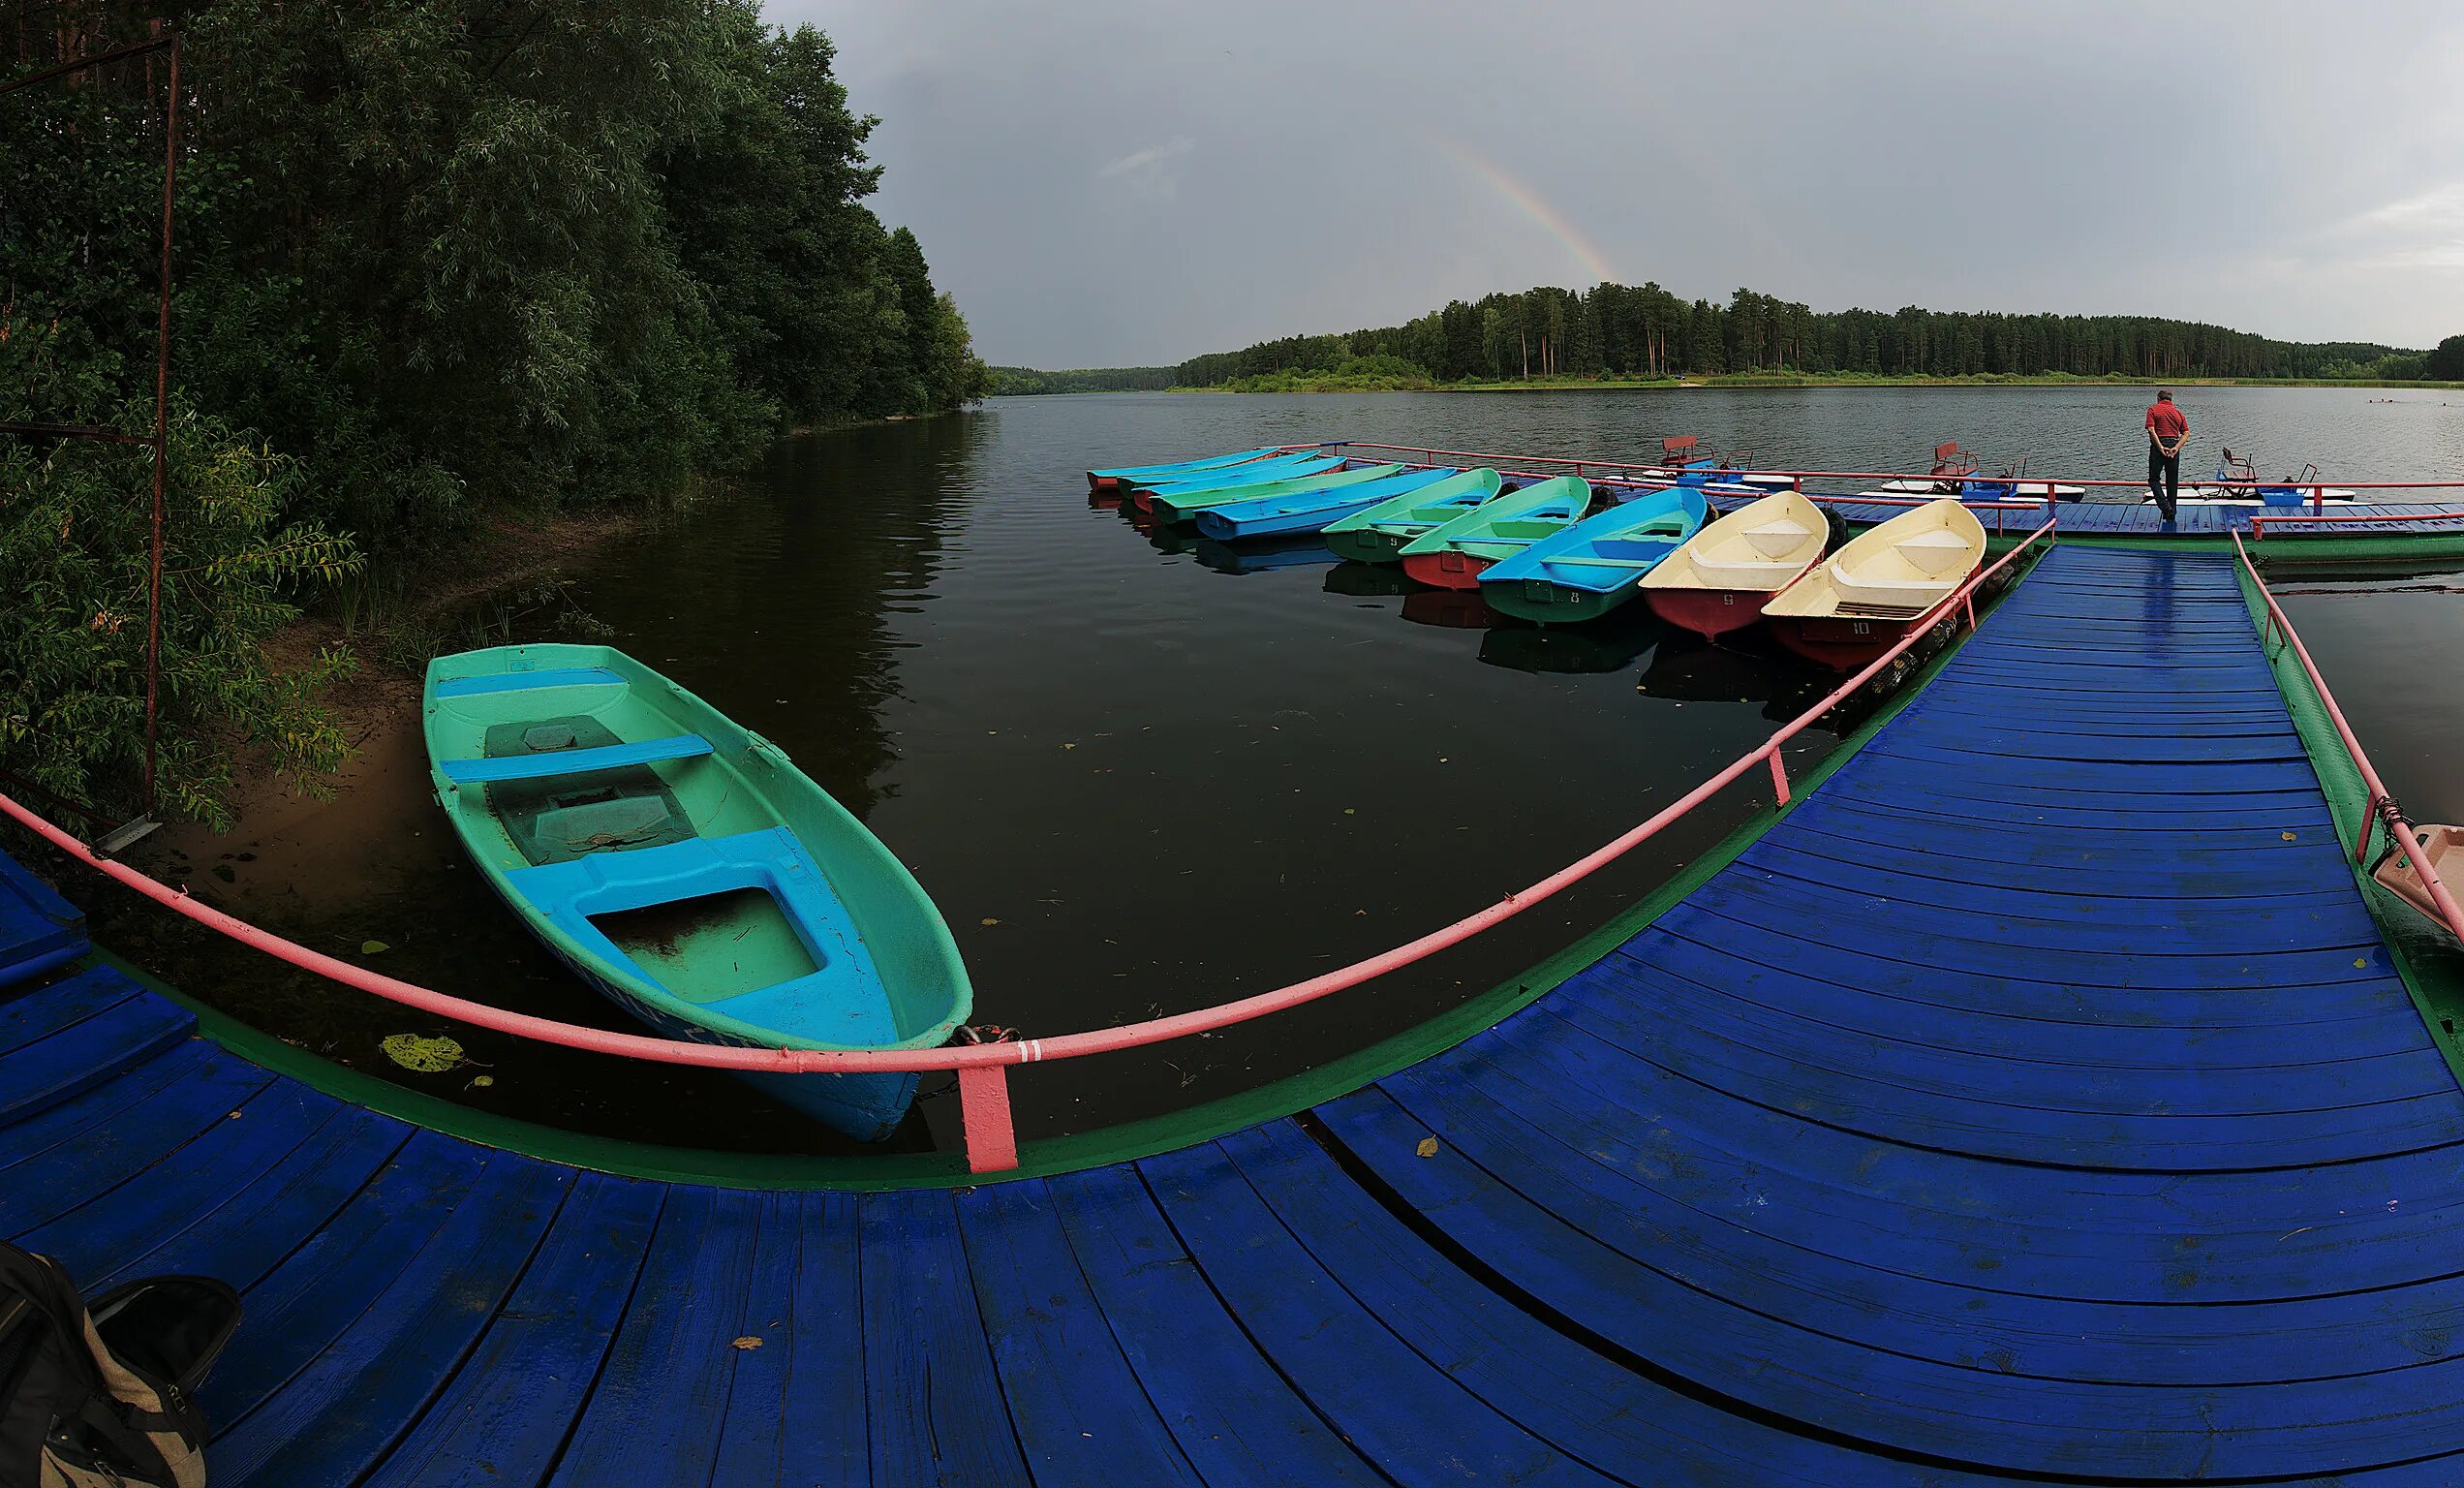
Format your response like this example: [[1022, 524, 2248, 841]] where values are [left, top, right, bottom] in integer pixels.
[[0, 521, 2057, 1174], [2251, 511, 2464, 538], [1287, 443, 2464, 517], [2230, 530, 2464, 940]]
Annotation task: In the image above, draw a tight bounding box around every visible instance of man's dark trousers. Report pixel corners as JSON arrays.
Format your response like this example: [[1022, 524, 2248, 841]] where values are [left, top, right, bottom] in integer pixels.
[[2147, 446, 2179, 520]]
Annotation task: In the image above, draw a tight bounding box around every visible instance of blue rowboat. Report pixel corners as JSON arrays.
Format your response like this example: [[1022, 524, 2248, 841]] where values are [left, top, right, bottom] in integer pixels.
[[1129, 451, 1335, 498], [1319, 468, 1508, 563], [421, 644, 971, 1142], [1193, 466, 1462, 541], [1478, 485, 1709, 624], [1193, 535, 1341, 574], [1145, 461, 1400, 522], [1088, 446, 1281, 489]]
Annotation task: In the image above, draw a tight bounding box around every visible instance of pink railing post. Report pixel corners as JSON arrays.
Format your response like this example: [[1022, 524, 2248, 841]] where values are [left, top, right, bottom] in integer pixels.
[[2356, 793, 2382, 867], [1768, 750, 1792, 805], [958, 1066, 1020, 1174]]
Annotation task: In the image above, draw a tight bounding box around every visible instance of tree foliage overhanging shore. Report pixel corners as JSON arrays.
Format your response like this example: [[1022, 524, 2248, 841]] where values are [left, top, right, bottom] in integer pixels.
[[2, 3, 990, 824]]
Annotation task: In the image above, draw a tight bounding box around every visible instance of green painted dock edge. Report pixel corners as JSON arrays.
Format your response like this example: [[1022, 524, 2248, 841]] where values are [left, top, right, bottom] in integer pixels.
[[2235, 565, 2464, 1090], [126, 549, 2051, 1194]]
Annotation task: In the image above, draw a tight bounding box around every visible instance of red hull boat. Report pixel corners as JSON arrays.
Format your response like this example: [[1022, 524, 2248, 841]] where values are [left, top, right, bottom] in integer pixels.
[[1645, 587, 1774, 639], [1401, 549, 1496, 590]]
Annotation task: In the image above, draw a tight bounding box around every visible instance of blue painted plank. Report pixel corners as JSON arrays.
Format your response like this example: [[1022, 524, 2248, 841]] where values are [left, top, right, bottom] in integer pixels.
[[547, 1184, 759, 1486], [957, 1180, 1204, 1487], [1, 1051, 271, 1236], [94, 1108, 408, 1293], [0, 988, 192, 1125], [209, 1157, 570, 1487], [1713, 852, 2386, 955], [1230, 1120, 1996, 1488], [367, 1173, 661, 1488], [1047, 1162, 1381, 1488], [858, 1188, 1033, 1487], [89, 1103, 409, 1290], [1416, 1024, 2464, 1389], [15, 1080, 343, 1265], [1139, 1142, 1619, 1488], [0, 1038, 213, 1173], [0, 963, 139, 1055], [1342, 1075, 2464, 1480], [200, 1132, 498, 1424], [436, 732, 710, 784], [0, 852, 83, 982], [711, 1190, 869, 1488], [1589, 928, 2437, 1070], [1391, 1011, 2464, 1303], [431, 666, 624, 698]]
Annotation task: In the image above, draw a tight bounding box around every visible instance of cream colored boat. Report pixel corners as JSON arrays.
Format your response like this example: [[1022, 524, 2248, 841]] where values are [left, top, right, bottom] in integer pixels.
[[2373, 825, 2464, 936], [1765, 498, 1987, 619], [1637, 491, 1830, 638]]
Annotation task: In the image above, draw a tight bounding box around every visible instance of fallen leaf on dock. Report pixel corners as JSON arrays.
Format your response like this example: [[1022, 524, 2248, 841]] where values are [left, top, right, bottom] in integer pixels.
[[2282, 832, 2297, 842], [1416, 1136, 1439, 1159], [730, 1336, 764, 1350]]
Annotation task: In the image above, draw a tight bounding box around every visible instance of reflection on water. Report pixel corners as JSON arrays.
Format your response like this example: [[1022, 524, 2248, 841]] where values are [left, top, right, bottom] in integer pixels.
[[108, 389, 2464, 1157], [1482, 608, 1666, 676]]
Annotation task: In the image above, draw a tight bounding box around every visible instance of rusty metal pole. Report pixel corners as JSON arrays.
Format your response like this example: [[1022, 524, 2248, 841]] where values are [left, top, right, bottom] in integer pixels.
[[141, 29, 180, 812]]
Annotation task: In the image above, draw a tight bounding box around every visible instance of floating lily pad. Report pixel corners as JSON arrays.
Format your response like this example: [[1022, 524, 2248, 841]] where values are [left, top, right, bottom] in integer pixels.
[[380, 1034, 465, 1073]]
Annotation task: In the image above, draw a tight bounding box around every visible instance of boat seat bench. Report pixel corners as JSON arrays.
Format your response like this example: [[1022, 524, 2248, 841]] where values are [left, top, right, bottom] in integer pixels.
[[503, 826, 900, 1043], [438, 734, 714, 785], [431, 667, 626, 698]]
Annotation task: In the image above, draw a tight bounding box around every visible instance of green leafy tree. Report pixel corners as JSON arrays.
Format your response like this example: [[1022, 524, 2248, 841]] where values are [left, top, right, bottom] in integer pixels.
[[2430, 336, 2464, 381]]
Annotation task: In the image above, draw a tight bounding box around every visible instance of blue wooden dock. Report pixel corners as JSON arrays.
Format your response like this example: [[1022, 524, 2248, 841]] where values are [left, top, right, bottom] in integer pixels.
[[9, 546, 2464, 1483], [1788, 491, 2464, 540]]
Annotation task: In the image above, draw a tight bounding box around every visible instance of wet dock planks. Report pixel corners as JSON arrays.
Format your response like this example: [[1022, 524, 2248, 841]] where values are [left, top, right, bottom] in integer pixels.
[[8, 547, 2464, 1484]]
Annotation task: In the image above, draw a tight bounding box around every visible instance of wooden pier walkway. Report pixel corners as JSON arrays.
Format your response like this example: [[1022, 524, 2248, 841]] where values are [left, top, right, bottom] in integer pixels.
[[1793, 491, 2464, 541], [8, 546, 2464, 1484]]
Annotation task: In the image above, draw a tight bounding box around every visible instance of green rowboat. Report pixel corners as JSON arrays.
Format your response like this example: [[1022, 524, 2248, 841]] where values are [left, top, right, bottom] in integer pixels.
[[1321, 468, 1506, 563], [421, 643, 971, 1141]]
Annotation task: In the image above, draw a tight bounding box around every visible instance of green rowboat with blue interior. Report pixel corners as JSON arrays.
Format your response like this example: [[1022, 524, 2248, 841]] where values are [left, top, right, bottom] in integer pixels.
[[421, 643, 970, 1141], [1321, 468, 1506, 563], [1396, 476, 1593, 589]]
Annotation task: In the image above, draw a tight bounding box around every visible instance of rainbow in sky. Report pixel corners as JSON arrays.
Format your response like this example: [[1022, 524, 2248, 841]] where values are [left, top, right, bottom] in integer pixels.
[[1428, 133, 1618, 287]]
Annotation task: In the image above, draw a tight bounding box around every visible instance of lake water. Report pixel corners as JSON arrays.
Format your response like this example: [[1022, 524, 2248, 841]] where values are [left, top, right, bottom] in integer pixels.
[[95, 388, 2464, 1156]]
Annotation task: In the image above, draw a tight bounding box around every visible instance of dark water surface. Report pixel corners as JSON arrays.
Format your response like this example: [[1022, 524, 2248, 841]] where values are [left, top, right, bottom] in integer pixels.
[[92, 388, 2464, 1156]]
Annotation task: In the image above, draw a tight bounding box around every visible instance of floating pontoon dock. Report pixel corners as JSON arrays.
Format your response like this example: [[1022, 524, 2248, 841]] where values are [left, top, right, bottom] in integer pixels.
[[10, 532, 2464, 1481]]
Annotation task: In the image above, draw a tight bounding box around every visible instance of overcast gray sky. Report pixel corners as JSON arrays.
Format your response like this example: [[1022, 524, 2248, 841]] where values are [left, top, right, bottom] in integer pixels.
[[780, 1, 2464, 368]]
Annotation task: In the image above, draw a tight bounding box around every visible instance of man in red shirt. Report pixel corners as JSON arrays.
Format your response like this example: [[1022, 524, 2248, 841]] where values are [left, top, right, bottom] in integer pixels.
[[2145, 390, 2187, 522]]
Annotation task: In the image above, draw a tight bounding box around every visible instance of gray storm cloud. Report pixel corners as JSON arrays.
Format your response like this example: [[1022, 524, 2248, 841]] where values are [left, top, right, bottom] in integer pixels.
[[780, 0, 2464, 367]]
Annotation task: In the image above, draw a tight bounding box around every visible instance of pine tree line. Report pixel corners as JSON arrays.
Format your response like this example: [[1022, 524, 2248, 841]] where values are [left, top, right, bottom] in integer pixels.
[[1174, 284, 2436, 388]]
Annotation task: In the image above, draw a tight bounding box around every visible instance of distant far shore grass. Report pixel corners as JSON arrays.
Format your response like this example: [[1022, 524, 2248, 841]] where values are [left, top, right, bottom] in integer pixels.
[[1155, 371, 2464, 394]]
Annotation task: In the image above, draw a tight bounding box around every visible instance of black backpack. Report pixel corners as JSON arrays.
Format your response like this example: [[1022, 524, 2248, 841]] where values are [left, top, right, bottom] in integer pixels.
[[0, 1244, 238, 1488]]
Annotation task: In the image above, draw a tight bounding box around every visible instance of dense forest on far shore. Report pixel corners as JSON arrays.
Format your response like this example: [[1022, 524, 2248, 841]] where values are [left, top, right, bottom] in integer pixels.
[[1, 3, 990, 824], [997, 283, 2458, 393], [987, 366, 1177, 394]]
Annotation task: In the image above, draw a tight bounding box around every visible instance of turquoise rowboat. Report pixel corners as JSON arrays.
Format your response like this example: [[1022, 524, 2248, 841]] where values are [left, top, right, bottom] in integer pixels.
[[1192, 466, 1462, 541], [1088, 446, 1280, 490], [1129, 454, 1344, 513], [1478, 485, 1709, 624], [1144, 462, 1405, 523], [1397, 476, 1592, 590], [421, 644, 970, 1142], [1321, 468, 1507, 562]]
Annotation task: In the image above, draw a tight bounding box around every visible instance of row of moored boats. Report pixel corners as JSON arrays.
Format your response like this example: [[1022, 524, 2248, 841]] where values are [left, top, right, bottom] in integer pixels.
[[1090, 444, 1996, 666]]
